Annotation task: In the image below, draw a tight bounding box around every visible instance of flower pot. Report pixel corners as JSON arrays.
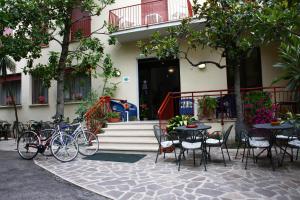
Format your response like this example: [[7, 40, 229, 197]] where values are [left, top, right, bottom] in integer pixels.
[[108, 118, 120, 123], [160, 146, 175, 153]]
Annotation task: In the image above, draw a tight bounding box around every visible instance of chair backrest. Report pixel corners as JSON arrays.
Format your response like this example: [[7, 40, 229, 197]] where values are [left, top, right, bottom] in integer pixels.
[[223, 124, 233, 144], [153, 125, 164, 144]]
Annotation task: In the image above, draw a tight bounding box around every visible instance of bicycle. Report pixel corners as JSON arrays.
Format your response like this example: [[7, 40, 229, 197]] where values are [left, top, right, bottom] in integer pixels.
[[61, 116, 99, 156], [17, 117, 79, 162]]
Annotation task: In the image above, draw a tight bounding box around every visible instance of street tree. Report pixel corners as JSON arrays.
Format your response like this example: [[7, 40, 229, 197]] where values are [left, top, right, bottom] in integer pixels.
[[2, 0, 119, 117], [138, 0, 299, 137]]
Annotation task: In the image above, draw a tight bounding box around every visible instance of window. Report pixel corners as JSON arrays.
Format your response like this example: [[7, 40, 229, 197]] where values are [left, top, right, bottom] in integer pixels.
[[70, 8, 91, 41], [64, 72, 91, 102], [32, 76, 48, 104], [0, 74, 21, 106]]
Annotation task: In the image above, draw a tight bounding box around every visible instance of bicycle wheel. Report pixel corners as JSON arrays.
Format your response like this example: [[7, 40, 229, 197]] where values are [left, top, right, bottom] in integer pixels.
[[17, 131, 40, 160], [77, 130, 99, 156], [50, 133, 78, 162]]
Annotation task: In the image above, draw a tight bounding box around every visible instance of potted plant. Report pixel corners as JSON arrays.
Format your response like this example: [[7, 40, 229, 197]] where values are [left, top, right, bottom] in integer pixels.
[[106, 112, 120, 123], [140, 103, 149, 120], [74, 93, 83, 101], [6, 96, 13, 105], [38, 95, 46, 104], [166, 115, 196, 133], [198, 96, 217, 120]]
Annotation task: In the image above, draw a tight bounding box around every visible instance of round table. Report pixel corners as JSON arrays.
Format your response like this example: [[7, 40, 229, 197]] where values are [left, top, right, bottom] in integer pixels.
[[175, 124, 212, 134], [253, 123, 294, 169]]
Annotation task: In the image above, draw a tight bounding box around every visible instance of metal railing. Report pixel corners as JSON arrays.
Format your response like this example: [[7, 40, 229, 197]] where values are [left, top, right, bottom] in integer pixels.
[[109, 0, 193, 31], [158, 86, 300, 130]]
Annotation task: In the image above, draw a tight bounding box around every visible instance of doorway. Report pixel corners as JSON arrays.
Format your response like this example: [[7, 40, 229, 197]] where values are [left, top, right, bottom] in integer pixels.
[[227, 48, 263, 89], [138, 58, 180, 120]]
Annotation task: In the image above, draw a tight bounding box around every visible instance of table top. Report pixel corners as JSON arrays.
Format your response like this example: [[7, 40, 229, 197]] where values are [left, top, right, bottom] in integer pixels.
[[175, 124, 212, 131], [253, 123, 294, 130]]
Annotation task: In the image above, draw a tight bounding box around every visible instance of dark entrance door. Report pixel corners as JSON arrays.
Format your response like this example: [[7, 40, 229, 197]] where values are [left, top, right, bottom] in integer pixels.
[[138, 58, 180, 120], [227, 47, 263, 89]]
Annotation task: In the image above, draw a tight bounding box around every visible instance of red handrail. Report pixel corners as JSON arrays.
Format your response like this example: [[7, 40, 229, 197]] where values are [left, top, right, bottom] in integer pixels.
[[157, 86, 299, 130], [109, 0, 194, 31]]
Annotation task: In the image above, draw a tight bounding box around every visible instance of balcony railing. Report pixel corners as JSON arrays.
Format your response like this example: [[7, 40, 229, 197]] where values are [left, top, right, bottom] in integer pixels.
[[109, 0, 193, 31], [158, 87, 300, 131]]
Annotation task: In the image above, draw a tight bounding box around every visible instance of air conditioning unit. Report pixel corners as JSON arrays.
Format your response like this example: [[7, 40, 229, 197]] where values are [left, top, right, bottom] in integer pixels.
[[145, 13, 163, 25]]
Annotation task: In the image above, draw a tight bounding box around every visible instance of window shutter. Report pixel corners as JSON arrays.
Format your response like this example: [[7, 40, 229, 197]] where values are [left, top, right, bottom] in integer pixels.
[[71, 8, 91, 41]]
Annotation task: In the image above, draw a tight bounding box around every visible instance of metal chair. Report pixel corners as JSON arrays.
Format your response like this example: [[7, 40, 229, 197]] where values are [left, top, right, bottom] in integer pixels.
[[153, 125, 179, 163], [243, 130, 273, 170], [281, 127, 300, 164], [206, 125, 233, 166], [177, 129, 207, 171]]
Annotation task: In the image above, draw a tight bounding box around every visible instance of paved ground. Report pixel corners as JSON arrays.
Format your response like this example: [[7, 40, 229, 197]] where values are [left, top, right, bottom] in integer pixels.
[[34, 148, 300, 200], [0, 146, 108, 200]]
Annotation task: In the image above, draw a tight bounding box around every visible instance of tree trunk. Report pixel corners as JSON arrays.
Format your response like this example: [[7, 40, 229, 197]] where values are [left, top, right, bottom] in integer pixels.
[[233, 61, 244, 141], [55, 15, 72, 117], [8, 89, 19, 138]]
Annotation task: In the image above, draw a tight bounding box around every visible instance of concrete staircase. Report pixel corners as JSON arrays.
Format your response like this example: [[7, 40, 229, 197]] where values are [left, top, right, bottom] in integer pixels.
[[96, 121, 159, 152]]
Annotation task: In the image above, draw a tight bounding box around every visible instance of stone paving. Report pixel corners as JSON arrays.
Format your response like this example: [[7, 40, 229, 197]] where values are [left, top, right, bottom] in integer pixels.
[[34, 149, 300, 200]]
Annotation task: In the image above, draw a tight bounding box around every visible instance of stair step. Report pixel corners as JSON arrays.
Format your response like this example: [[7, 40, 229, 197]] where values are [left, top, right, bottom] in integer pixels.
[[98, 137, 157, 144], [96, 143, 158, 152], [101, 130, 154, 137]]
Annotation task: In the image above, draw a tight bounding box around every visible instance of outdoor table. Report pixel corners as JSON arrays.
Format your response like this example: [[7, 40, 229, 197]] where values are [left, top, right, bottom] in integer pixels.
[[175, 124, 212, 137], [175, 124, 212, 162], [253, 123, 294, 169]]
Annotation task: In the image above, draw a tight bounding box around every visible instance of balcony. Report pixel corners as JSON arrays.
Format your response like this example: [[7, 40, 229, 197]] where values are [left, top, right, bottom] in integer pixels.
[[109, 0, 200, 43]]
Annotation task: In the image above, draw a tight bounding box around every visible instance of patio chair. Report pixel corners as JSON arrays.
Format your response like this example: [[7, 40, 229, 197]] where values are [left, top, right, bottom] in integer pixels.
[[177, 129, 207, 171], [206, 125, 233, 166], [153, 125, 179, 163], [281, 127, 300, 164], [243, 130, 273, 170], [235, 128, 266, 161]]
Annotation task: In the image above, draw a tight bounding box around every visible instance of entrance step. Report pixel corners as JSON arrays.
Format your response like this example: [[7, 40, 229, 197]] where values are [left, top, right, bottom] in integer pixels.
[[96, 121, 159, 152]]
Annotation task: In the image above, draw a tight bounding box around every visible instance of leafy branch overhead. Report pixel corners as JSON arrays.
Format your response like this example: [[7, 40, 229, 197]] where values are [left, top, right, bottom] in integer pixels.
[[1, 0, 119, 116]]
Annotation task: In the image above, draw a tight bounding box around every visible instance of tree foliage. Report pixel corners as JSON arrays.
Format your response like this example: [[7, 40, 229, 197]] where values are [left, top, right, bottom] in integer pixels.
[[1, 0, 120, 116], [138, 0, 300, 136]]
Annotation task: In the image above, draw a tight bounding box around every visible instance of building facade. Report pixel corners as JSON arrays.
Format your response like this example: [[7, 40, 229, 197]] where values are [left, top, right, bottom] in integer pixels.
[[0, 0, 284, 123]]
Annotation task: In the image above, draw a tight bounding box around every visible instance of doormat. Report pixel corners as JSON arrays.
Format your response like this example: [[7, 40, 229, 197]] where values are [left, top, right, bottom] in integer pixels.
[[82, 152, 146, 163]]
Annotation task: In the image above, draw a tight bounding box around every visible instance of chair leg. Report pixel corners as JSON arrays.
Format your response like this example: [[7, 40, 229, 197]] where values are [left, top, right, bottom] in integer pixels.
[[193, 150, 196, 166], [155, 147, 160, 163], [178, 149, 183, 171], [174, 147, 177, 164], [235, 142, 240, 159], [202, 149, 207, 171], [220, 147, 226, 166], [291, 148, 294, 162], [245, 148, 250, 170], [269, 147, 275, 171], [280, 145, 288, 166], [296, 149, 299, 161], [242, 143, 246, 163], [225, 144, 231, 161], [164, 152, 166, 159], [252, 148, 255, 163]]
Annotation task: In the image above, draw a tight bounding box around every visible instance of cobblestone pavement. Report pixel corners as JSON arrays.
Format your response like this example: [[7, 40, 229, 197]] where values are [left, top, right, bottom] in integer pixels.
[[34, 149, 300, 200]]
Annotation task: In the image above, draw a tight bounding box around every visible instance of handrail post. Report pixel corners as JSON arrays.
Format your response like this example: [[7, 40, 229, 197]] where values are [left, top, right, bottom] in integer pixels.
[[191, 92, 194, 117], [220, 91, 224, 126]]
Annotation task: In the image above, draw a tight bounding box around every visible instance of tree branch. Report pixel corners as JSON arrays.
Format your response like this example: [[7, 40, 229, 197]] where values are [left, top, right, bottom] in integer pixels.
[[180, 50, 226, 69]]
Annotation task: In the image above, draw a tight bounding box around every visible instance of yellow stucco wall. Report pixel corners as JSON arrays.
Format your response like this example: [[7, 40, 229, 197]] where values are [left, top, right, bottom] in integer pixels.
[[0, 0, 285, 123]]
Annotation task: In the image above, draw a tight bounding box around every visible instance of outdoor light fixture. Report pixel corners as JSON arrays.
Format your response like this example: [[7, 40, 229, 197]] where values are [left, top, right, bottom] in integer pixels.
[[198, 64, 206, 69], [168, 67, 175, 73]]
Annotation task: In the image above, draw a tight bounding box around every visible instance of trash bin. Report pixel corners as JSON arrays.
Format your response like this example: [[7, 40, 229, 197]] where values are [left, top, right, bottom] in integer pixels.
[[110, 100, 138, 122]]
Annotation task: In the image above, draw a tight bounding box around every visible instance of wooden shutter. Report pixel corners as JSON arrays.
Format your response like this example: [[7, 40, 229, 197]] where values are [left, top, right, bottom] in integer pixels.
[[70, 8, 91, 41]]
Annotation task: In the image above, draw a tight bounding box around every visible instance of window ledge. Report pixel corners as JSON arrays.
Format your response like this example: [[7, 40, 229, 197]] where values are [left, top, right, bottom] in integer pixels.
[[0, 105, 22, 109], [29, 104, 49, 108], [64, 101, 83, 105]]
